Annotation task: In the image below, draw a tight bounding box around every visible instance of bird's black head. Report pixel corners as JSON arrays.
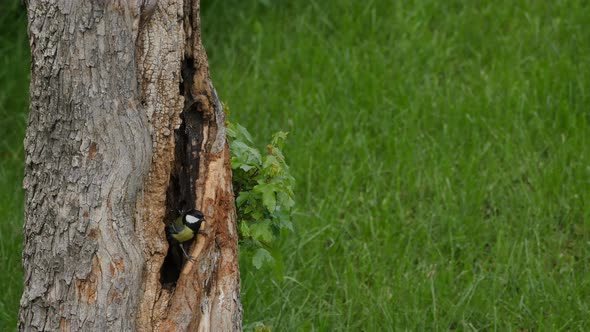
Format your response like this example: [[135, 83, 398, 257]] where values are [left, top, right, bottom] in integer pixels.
[[183, 209, 206, 231]]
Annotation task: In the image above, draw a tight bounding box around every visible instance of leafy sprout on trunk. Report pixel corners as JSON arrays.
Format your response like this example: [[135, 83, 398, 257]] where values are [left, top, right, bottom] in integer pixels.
[[227, 120, 295, 270]]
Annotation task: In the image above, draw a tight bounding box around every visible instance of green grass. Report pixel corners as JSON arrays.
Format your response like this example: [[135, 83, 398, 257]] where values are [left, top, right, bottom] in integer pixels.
[[0, 1, 28, 330], [202, 0, 590, 330], [2, 0, 590, 330]]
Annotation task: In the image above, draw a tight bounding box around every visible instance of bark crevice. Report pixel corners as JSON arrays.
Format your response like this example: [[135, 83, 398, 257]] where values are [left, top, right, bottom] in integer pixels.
[[159, 55, 204, 287]]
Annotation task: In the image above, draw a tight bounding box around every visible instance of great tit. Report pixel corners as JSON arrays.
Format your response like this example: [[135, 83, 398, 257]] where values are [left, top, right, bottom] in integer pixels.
[[166, 209, 206, 261]]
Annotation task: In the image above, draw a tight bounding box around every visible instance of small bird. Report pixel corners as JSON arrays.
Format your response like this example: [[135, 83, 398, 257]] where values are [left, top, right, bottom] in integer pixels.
[[166, 209, 207, 261]]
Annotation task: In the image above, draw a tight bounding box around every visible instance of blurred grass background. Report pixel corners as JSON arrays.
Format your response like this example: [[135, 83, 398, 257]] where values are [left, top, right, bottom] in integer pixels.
[[0, 1, 29, 330], [2, 0, 590, 330]]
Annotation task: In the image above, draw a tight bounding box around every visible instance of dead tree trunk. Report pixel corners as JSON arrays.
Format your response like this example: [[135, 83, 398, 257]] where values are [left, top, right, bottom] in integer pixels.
[[20, 1, 242, 331]]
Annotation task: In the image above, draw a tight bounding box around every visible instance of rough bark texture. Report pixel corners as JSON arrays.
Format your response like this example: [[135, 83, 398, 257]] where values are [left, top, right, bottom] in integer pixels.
[[20, 0, 242, 331]]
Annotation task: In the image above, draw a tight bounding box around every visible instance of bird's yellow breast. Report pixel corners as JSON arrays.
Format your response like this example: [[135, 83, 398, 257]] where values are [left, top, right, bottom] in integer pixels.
[[171, 227, 194, 243]]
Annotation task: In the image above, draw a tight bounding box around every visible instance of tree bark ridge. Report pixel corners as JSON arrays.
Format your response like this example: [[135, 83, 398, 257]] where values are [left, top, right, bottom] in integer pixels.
[[21, 1, 150, 330]]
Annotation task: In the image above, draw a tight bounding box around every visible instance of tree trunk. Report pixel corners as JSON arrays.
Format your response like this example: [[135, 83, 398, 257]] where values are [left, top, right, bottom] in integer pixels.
[[20, 1, 242, 331]]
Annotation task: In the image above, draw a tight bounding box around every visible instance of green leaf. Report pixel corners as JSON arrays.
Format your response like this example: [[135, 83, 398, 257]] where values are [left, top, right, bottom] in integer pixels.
[[231, 141, 262, 166], [239, 163, 255, 172], [277, 191, 295, 209], [234, 123, 254, 144], [275, 209, 294, 231], [236, 191, 252, 207], [239, 221, 251, 238], [250, 209, 264, 221], [250, 220, 273, 243], [254, 183, 277, 212], [262, 155, 281, 177], [280, 218, 293, 231], [271, 131, 289, 149], [252, 248, 273, 269], [271, 146, 286, 162]]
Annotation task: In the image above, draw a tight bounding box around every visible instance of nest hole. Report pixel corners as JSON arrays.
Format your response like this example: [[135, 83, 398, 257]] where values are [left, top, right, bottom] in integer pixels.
[[159, 56, 204, 288]]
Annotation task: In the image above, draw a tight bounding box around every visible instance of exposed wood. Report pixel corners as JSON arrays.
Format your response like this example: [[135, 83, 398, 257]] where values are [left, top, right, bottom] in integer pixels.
[[133, 1, 186, 329], [20, 0, 242, 331]]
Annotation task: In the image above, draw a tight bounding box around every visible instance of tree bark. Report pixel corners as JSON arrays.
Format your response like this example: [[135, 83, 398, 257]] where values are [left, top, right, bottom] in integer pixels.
[[20, 1, 242, 331]]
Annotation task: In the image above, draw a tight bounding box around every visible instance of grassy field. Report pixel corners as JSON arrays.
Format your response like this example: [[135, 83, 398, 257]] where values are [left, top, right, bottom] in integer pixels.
[[2, 0, 590, 330]]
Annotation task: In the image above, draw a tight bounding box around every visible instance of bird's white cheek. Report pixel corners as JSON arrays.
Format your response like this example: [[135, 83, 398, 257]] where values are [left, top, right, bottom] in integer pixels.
[[186, 215, 199, 224]]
